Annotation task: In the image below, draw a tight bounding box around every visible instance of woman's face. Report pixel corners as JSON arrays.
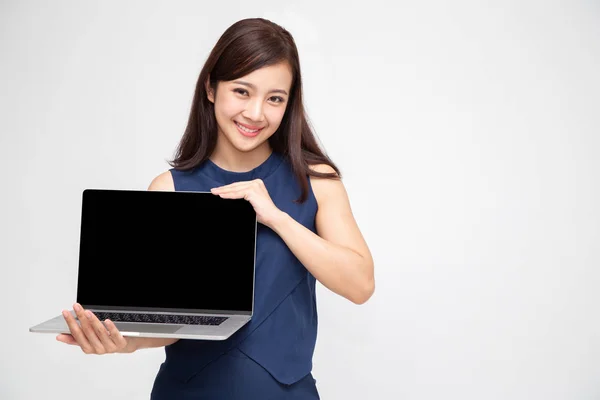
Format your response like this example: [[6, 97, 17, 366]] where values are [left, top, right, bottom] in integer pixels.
[[207, 62, 293, 154]]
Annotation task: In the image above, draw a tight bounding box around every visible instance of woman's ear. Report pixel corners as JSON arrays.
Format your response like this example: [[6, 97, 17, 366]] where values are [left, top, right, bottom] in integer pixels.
[[205, 78, 215, 103]]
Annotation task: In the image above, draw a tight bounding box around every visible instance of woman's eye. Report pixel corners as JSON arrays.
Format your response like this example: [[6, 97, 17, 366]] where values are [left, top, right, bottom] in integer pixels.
[[233, 89, 284, 104], [234, 88, 248, 96]]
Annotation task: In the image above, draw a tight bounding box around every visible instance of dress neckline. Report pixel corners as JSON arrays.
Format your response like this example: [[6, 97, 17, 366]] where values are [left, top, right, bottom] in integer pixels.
[[201, 151, 284, 185]]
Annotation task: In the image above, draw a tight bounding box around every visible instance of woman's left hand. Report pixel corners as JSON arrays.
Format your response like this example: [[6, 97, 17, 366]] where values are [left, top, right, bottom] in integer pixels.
[[211, 179, 284, 227]]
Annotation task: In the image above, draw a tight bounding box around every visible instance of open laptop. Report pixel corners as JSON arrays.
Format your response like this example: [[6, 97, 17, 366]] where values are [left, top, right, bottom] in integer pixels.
[[29, 188, 257, 340]]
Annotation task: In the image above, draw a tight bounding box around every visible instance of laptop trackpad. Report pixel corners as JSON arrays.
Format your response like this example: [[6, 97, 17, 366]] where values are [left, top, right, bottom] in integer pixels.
[[113, 323, 181, 334]]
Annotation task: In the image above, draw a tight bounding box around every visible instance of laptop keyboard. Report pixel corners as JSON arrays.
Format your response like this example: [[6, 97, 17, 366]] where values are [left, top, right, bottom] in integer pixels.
[[78, 312, 227, 326]]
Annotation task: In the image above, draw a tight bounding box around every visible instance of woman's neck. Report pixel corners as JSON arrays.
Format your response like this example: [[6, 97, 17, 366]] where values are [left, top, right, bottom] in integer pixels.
[[209, 134, 273, 172]]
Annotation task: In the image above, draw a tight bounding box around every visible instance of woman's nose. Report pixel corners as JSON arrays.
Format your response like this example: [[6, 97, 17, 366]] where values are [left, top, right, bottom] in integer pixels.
[[243, 98, 265, 123]]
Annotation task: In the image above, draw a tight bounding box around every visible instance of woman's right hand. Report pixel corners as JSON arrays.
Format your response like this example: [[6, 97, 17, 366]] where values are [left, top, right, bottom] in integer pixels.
[[56, 303, 137, 354]]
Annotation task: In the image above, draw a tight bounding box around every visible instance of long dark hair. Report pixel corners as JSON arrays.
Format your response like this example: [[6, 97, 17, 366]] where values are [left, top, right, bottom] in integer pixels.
[[168, 18, 340, 203]]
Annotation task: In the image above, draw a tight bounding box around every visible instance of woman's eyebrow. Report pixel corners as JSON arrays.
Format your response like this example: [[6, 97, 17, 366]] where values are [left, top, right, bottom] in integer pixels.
[[233, 80, 288, 95]]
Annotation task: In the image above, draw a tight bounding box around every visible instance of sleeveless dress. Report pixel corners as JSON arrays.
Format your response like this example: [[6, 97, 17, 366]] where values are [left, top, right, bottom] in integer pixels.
[[150, 151, 321, 399]]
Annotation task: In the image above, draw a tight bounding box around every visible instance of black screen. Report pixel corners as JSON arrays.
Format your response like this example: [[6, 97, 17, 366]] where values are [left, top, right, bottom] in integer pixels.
[[76, 189, 256, 313]]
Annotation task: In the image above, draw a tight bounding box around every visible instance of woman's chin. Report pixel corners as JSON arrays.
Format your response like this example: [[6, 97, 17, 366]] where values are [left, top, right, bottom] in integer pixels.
[[231, 134, 272, 153], [230, 139, 266, 153]]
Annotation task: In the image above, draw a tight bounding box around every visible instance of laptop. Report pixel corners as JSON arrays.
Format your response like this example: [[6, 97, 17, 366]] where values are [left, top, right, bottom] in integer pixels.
[[29, 188, 257, 340]]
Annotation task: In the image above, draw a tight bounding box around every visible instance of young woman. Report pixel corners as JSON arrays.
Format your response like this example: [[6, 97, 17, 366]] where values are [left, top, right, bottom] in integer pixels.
[[57, 18, 374, 399]]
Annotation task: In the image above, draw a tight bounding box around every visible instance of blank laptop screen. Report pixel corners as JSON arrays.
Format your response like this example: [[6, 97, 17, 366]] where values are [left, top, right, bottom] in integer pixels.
[[76, 189, 256, 313]]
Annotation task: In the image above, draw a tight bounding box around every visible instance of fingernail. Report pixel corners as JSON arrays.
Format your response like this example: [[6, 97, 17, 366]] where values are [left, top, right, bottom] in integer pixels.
[[73, 304, 81, 312], [62, 310, 69, 318], [85, 310, 93, 319]]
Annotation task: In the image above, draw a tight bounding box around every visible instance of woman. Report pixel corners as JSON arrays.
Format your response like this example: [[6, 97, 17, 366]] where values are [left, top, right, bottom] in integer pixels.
[[58, 18, 374, 399]]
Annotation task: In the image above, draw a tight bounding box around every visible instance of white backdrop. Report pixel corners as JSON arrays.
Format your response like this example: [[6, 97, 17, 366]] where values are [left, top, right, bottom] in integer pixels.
[[2, 0, 599, 399]]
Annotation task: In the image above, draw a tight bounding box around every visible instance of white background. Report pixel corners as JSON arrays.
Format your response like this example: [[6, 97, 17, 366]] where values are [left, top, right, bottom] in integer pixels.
[[2, 0, 599, 399]]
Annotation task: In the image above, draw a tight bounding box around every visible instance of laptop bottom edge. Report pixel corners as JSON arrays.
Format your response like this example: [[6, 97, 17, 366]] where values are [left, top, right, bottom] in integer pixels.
[[29, 314, 251, 341]]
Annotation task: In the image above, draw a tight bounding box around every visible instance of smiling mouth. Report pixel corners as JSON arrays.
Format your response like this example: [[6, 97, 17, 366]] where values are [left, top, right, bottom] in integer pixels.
[[235, 121, 263, 134]]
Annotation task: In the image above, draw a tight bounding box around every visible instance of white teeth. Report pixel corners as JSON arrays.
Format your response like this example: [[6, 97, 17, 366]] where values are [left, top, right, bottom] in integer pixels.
[[235, 122, 259, 133]]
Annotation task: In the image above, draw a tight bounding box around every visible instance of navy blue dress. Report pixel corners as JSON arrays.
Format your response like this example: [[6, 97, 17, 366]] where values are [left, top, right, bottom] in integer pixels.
[[150, 151, 320, 399]]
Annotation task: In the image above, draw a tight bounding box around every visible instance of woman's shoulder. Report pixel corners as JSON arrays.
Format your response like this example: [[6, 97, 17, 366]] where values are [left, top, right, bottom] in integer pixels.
[[148, 170, 175, 191], [308, 163, 338, 175], [308, 164, 344, 206]]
